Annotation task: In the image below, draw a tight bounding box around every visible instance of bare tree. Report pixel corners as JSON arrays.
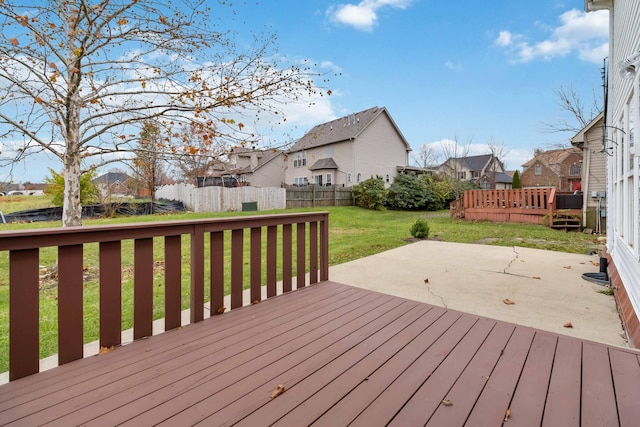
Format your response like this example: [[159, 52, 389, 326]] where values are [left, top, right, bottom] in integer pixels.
[[0, 1, 327, 226], [541, 84, 602, 135], [172, 122, 228, 185], [130, 121, 168, 205], [439, 136, 472, 199], [411, 143, 440, 169], [486, 138, 510, 189]]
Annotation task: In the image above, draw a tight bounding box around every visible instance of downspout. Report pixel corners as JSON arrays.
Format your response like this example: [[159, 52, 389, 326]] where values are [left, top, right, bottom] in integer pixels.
[[582, 137, 591, 227]]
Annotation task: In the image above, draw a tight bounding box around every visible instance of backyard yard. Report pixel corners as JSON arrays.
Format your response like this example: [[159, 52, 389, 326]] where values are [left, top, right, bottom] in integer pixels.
[[0, 196, 603, 373]]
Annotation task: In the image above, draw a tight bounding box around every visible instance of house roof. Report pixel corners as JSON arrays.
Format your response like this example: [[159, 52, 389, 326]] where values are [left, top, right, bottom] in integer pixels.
[[231, 148, 283, 174], [288, 106, 411, 153], [571, 112, 604, 146], [522, 147, 581, 170], [309, 158, 339, 170], [93, 171, 132, 185], [492, 172, 513, 183], [441, 154, 493, 171]]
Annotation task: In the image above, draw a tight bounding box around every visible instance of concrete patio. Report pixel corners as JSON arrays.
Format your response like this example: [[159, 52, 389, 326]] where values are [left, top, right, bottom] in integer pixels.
[[329, 240, 628, 348]]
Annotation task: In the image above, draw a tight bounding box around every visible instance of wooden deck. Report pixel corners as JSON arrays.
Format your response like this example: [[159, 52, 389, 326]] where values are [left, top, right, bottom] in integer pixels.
[[2, 280, 640, 426]]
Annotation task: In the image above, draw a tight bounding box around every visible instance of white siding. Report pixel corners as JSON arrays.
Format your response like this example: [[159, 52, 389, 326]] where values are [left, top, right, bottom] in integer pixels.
[[352, 113, 409, 185], [604, 0, 640, 325]]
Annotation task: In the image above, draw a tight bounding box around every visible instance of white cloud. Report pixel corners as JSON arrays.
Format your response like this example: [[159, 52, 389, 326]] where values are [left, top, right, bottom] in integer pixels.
[[496, 9, 609, 64], [495, 30, 513, 47], [445, 60, 463, 72], [327, 0, 413, 32]]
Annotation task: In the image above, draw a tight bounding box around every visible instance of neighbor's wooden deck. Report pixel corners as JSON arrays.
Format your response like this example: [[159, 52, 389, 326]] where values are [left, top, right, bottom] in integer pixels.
[[2, 281, 639, 426]]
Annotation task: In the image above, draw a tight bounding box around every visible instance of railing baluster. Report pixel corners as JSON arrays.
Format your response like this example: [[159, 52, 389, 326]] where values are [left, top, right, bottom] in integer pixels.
[[164, 235, 182, 331], [266, 226, 277, 297], [100, 241, 121, 349], [282, 224, 292, 293], [58, 244, 84, 365], [210, 231, 225, 314], [231, 229, 243, 309], [309, 221, 318, 284], [320, 216, 329, 282], [250, 227, 262, 303], [134, 238, 153, 339], [297, 222, 306, 289], [190, 225, 205, 323], [9, 249, 40, 381]]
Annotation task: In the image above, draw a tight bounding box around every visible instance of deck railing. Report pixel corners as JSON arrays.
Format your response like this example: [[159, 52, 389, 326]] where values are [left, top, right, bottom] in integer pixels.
[[450, 188, 557, 226], [0, 212, 329, 381]]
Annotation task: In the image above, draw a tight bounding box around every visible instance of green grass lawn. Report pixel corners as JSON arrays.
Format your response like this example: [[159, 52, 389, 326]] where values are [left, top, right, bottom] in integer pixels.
[[0, 202, 602, 372]]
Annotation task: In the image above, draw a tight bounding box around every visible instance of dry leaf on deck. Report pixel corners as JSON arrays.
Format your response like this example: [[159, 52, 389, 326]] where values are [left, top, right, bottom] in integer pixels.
[[251, 300, 260, 305], [564, 322, 573, 328], [441, 399, 453, 406], [503, 299, 516, 305], [424, 277, 429, 284], [504, 408, 511, 422], [98, 346, 114, 355], [532, 276, 541, 280], [217, 306, 227, 314], [563, 266, 572, 269], [270, 384, 286, 399], [591, 260, 600, 266]]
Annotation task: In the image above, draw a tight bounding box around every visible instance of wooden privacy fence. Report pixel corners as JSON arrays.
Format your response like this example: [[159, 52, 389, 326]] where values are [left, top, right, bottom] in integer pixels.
[[155, 184, 286, 212], [450, 187, 557, 226], [0, 212, 329, 381], [285, 185, 353, 209]]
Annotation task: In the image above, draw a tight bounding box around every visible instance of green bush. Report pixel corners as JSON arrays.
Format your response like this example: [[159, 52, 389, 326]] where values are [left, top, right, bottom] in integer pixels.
[[410, 219, 430, 239], [512, 170, 522, 189], [352, 176, 386, 210], [44, 168, 99, 206], [385, 173, 445, 211]]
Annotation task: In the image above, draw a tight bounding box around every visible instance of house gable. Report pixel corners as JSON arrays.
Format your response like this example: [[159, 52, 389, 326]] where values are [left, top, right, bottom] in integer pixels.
[[285, 107, 411, 187]]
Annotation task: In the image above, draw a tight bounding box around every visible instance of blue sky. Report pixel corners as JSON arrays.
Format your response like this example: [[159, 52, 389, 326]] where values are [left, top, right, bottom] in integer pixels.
[[1, 0, 609, 182], [245, 0, 608, 170]]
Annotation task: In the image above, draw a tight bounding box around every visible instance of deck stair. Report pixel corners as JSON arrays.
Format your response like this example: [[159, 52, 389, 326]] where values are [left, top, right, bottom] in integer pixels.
[[551, 212, 581, 231]]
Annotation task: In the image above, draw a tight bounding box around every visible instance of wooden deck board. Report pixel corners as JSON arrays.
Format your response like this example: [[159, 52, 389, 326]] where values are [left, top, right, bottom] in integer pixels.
[[1, 280, 639, 427]]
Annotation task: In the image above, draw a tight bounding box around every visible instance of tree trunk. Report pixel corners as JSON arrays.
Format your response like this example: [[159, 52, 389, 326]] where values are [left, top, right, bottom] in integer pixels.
[[62, 148, 82, 227]]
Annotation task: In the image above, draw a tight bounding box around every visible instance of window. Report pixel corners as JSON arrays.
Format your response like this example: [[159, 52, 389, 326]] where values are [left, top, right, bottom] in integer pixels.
[[535, 164, 541, 176], [314, 175, 323, 186], [471, 171, 481, 179], [347, 173, 352, 183], [293, 152, 306, 168], [326, 173, 332, 186], [569, 163, 581, 176], [294, 177, 308, 186], [357, 173, 362, 183], [457, 171, 466, 180]]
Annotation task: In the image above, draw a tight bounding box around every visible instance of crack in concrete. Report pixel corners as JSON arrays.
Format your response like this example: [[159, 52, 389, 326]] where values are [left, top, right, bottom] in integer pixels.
[[425, 275, 448, 308], [504, 246, 520, 274]]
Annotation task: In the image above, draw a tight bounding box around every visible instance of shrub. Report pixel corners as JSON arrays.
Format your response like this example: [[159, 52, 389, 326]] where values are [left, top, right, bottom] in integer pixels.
[[512, 170, 522, 189], [410, 219, 430, 239], [352, 176, 386, 210], [44, 168, 99, 206], [385, 173, 445, 211]]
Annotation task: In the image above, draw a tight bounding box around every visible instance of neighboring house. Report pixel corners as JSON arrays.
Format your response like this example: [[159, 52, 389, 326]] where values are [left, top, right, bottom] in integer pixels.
[[92, 171, 134, 198], [520, 147, 583, 191], [227, 147, 286, 187], [570, 112, 607, 232], [284, 106, 411, 187], [586, 0, 640, 347], [437, 154, 512, 189]]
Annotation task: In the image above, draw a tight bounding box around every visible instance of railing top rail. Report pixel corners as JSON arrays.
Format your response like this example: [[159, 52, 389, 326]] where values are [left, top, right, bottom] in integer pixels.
[[0, 211, 329, 251]]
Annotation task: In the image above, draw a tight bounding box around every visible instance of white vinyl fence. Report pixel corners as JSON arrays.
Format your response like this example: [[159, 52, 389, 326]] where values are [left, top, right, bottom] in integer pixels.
[[156, 184, 286, 213]]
